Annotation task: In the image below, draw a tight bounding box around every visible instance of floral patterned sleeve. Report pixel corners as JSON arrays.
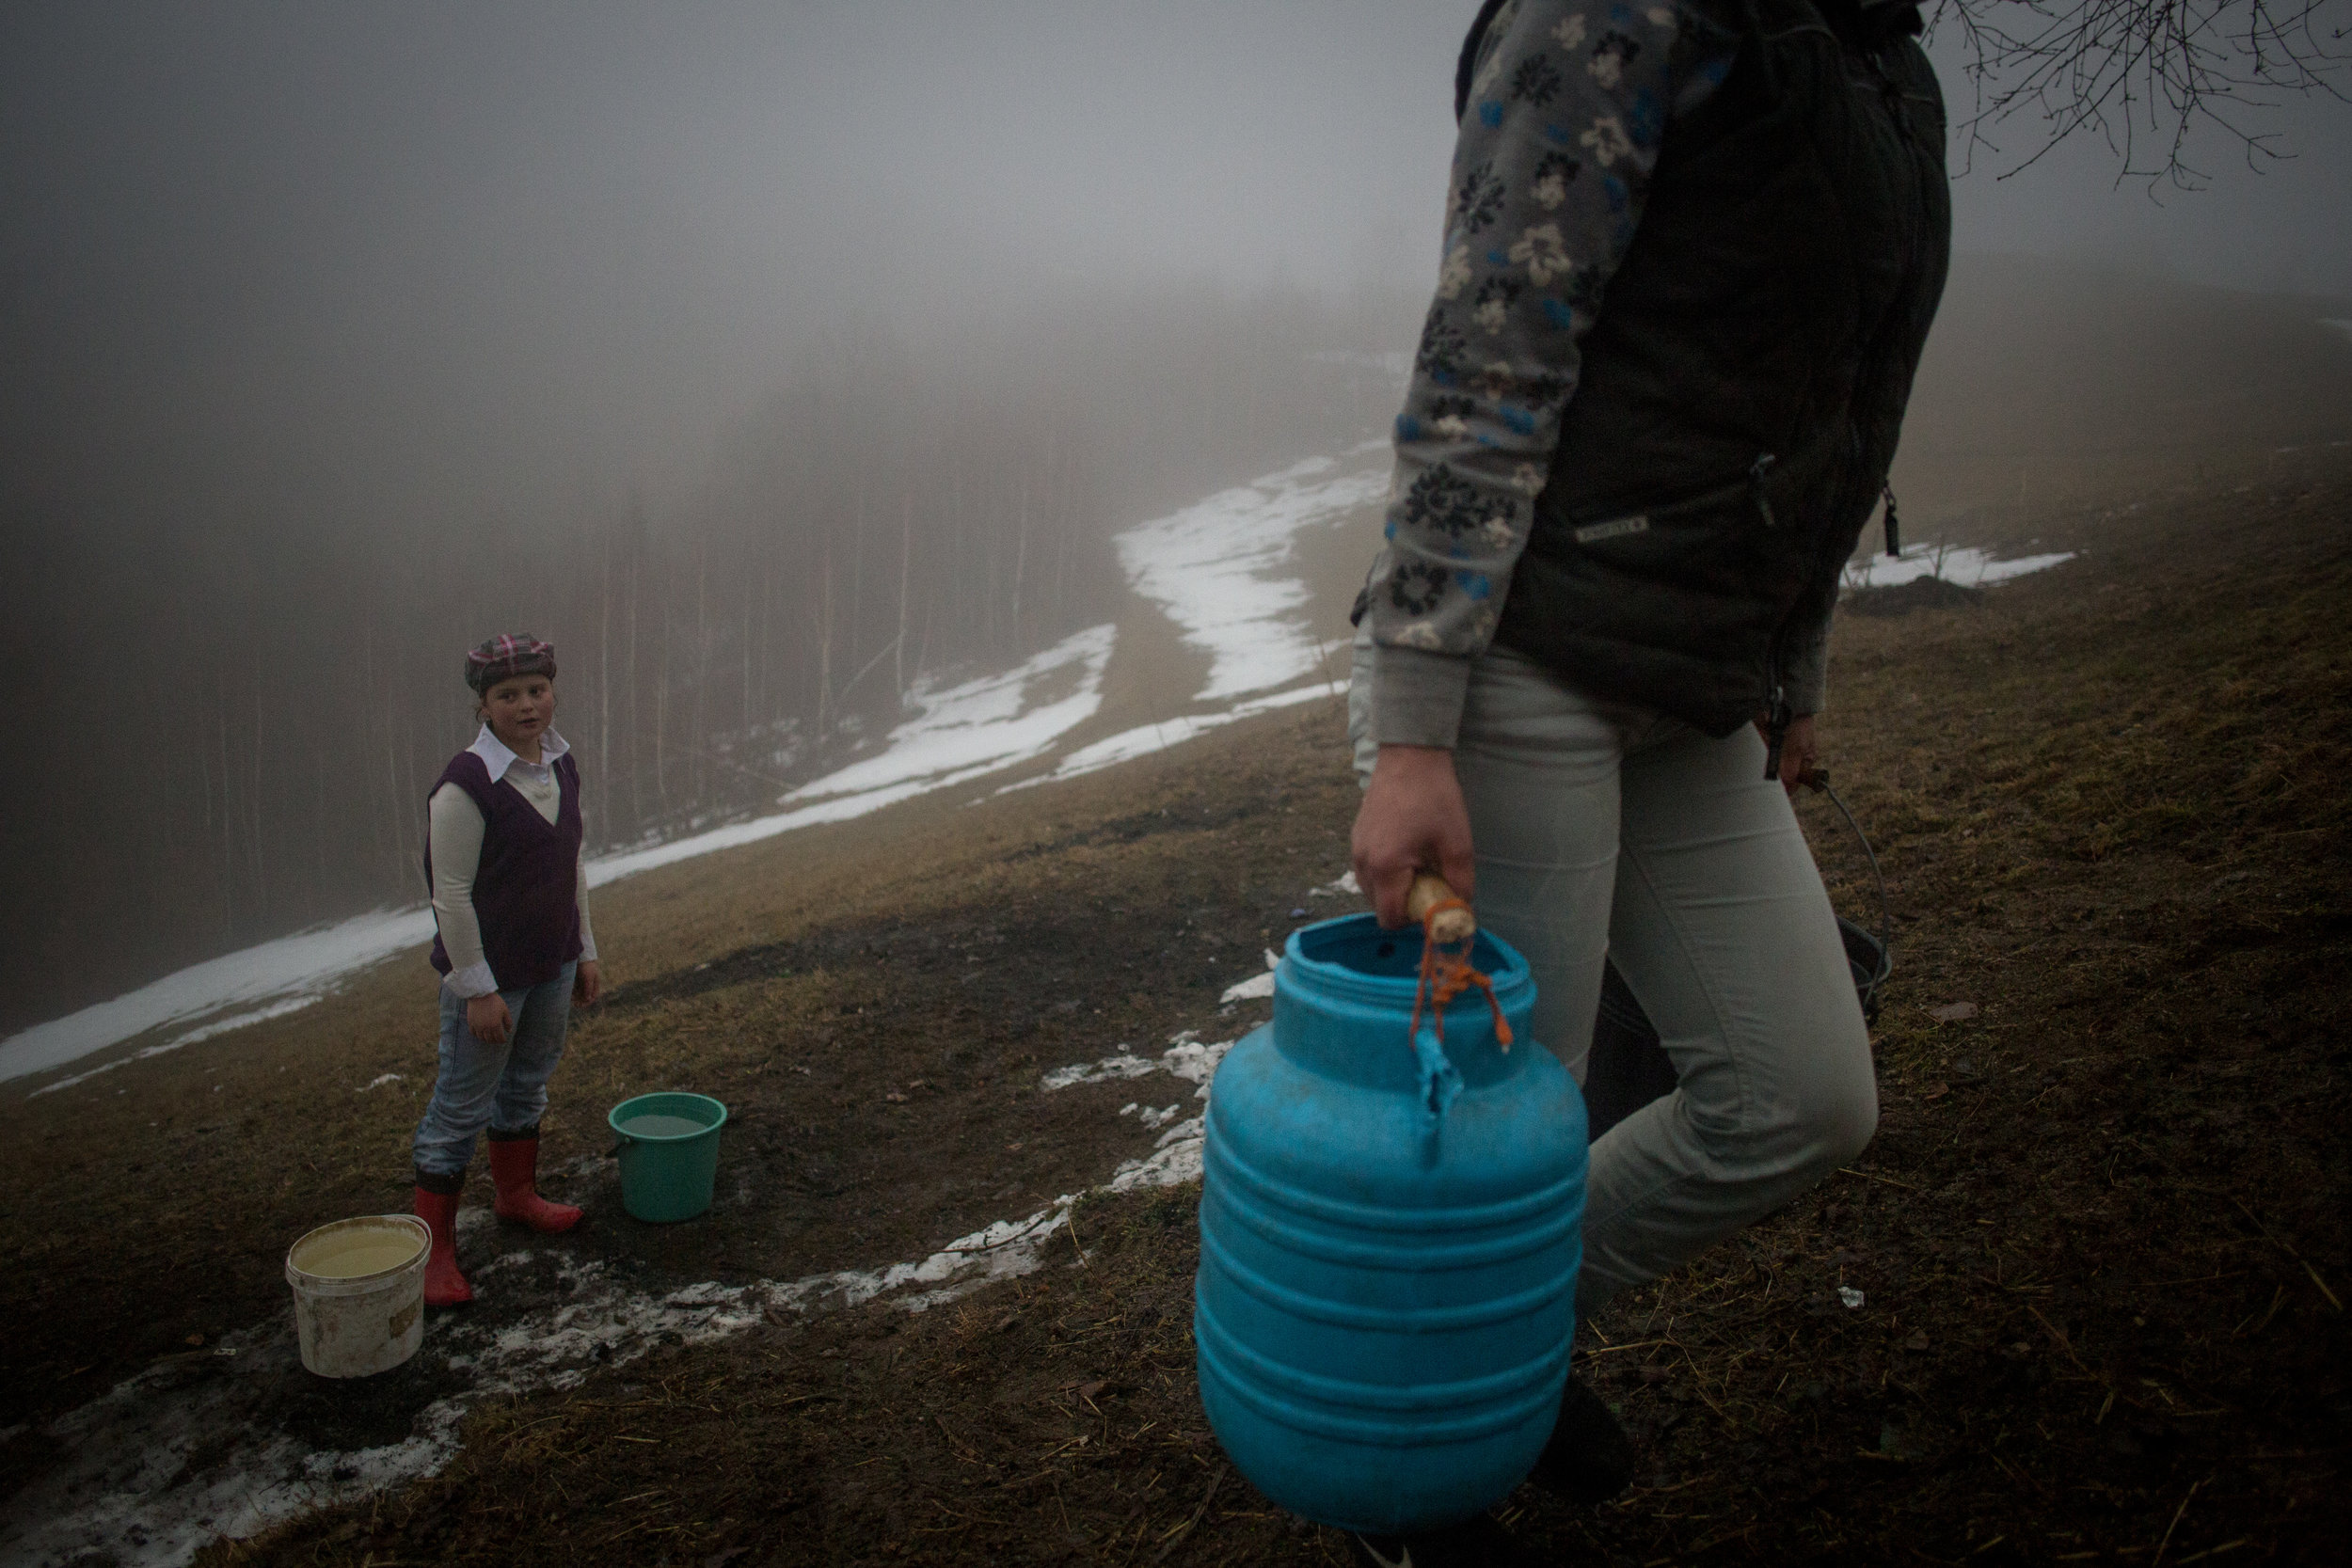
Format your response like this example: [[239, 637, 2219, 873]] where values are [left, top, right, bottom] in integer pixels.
[[1364, 0, 1740, 749]]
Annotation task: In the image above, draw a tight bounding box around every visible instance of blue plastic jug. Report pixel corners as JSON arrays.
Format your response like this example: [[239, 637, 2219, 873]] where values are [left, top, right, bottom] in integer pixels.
[[1196, 912, 1587, 1534]]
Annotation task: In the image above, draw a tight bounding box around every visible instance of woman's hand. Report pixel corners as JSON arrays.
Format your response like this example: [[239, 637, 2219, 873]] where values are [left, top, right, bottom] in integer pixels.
[[466, 991, 513, 1045], [1756, 712, 1820, 795], [574, 960, 602, 1006], [1351, 744, 1477, 928]]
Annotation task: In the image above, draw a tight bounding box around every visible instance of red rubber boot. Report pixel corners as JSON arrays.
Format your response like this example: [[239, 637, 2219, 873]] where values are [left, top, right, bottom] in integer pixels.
[[488, 1131, 582, 1233], [412, 1181, 473, 1307]]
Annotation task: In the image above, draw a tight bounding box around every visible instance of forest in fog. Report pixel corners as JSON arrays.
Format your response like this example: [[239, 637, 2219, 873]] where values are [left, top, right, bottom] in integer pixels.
[[0, 284, 1413, 1030], [19, 0, 2339, 1041]]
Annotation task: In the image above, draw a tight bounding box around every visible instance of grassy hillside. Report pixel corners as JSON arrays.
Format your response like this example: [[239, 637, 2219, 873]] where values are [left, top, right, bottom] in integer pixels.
[[5, 270, 2349, 1568], [8, 441, 2344, 1564]]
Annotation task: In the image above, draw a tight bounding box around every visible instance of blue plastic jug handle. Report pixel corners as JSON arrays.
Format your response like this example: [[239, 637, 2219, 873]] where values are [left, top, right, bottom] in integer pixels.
[[1412, 1016, 1465, 1129]]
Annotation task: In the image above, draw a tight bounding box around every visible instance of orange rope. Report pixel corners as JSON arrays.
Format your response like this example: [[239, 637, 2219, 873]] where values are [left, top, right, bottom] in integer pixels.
[[1406, 898, 1514, 1054]]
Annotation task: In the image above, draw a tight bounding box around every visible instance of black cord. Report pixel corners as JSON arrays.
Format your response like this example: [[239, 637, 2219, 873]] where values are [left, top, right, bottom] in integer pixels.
[[1821, 779, 1891, 1012], [1803, 771, 1893, 1015]]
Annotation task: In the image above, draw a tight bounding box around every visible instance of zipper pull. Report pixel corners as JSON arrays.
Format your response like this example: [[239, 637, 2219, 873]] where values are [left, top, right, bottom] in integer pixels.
[[1882, 483, 1901, 557], [1750, 453, 1778, 529]]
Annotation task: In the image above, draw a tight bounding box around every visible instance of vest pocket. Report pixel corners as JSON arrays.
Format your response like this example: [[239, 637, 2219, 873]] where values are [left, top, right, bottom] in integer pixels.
[[1551, 454, 1801, 597], [1563, 457, 1778, 544]]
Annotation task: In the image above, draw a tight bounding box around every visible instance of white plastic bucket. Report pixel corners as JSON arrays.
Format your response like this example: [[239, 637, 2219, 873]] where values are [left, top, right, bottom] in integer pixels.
[[284, 1215, 431, 1378]]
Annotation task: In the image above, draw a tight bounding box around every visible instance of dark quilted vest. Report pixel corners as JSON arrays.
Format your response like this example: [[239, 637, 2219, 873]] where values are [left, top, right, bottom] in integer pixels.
[[426, 751, 584, 990], [1489, 0, 1951, 735]]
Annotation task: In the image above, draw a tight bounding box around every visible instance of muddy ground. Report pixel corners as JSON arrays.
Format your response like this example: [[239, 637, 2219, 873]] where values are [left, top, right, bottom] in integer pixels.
[[5, 445, 2349, 1565]]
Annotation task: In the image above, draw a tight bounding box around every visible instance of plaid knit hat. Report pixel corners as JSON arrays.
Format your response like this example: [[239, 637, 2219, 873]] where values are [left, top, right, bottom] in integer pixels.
[[465, 633, 557, 693]]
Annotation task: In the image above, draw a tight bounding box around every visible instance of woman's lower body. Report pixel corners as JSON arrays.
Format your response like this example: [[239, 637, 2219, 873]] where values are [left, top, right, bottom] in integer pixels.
[[1349, 631, 1876, 1321], [412, 960, 582, 1305]]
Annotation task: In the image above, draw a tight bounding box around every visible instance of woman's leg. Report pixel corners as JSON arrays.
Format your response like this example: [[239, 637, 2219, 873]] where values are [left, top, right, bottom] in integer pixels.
[[488, 962, 576, 1135], [1448, 655, 1630, 1087], [1574, 722, 1877, 1317]]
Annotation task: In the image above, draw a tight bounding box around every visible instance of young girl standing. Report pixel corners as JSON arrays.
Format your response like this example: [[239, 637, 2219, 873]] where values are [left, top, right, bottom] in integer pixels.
[[412, 633, 602, 1307]]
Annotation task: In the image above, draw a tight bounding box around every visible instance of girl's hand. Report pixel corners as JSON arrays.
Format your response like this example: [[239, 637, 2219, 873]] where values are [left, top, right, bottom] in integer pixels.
[[574, 960, 602, 1006], [466, 991, 514, 1045]]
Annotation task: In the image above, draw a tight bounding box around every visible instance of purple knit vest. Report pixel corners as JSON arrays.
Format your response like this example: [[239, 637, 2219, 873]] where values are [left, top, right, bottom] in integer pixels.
[[426, 750, 585, 991]]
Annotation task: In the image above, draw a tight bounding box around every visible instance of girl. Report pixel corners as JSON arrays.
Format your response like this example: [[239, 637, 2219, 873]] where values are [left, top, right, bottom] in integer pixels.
[[412, 633, 602, 1307]]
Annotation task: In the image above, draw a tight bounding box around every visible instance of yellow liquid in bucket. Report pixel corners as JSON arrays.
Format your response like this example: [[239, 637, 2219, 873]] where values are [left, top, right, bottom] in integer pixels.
[[300, 1238, 421, 1278], [620, 1113, 708, 1138]]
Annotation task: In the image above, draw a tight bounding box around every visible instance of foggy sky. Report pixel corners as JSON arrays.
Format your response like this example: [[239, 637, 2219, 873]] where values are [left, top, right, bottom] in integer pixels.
[[5, 1, 2347, 542]]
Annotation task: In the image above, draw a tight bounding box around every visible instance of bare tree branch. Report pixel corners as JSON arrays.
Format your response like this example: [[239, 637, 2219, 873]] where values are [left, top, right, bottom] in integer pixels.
[[1930, 0, 2351, 186]]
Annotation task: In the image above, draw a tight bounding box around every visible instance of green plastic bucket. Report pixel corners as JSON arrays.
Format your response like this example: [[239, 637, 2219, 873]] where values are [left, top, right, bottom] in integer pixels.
[[608, 1092, 728, 1223]]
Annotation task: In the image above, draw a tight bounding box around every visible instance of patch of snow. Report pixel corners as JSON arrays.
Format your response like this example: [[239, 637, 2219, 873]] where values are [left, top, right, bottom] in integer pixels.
[[1009, 684, 1333, 793], [1, 1323, 393, 1568], [1117, 454, 1387, 704], [759, 1203, 1086, 1319], [1219, 973, 1276, 1004], [773, 626, 1116, 807], [589, 624, 1116, 885], [27, 1061, 129, 1100], [1053, 1029, 1238, 1196], [1040, 1053, 1160, 1091], [5, 921, 415, 1087], [1841, 545, 2076, 594], [358, 1073, 404, 1092], [1043, 1029, 1237, 1097], [1216, 950, 1282, 1006], [1159, 1030, 1237, 1089], [1105, 1115, 1211, 1194], [165, 996, 326, 1050]]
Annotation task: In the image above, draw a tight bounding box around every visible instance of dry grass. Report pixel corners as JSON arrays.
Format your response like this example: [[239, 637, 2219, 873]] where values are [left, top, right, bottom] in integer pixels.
[[20, 447, 2352, 1566]]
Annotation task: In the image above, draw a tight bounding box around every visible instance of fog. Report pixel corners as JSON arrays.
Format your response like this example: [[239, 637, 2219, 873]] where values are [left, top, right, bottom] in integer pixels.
[[3, 1, 2345, 1030], [3, 3, 1463, 521]]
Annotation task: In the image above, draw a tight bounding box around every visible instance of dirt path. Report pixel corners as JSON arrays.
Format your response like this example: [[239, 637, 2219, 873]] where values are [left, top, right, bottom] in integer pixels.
[[7, 449, 2349, 1566]]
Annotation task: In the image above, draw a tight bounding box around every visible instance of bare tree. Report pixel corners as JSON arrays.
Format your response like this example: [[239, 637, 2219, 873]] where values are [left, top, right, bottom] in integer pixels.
[[1935, 0, 2349, 183], [817, 545, 837, 741], [598, 524, 614, 846], [896, 494, 913, 700]]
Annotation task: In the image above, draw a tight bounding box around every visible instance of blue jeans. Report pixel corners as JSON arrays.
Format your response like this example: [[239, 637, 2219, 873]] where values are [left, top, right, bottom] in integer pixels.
[[414, 963, 576, 1178]]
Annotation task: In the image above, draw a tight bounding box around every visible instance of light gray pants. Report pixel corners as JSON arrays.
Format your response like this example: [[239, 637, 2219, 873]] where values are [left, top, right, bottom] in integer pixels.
[[1350, 632, 1876, 1318]]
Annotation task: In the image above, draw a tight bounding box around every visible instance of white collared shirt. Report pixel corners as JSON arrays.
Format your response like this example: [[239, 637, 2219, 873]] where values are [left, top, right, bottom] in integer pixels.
[[467, 724, 572, 825]]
